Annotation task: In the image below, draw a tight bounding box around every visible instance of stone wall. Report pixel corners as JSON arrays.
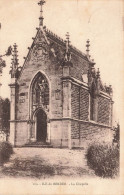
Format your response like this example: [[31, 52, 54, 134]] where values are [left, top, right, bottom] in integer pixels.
[[80, 88, 89, 121], [71, 83, 85, 145], [15, 122, 28, 146], [16, 30, 64, 121], [70, 52, 89, 81], [71, 120, 113, 148], [50, 119, 69, 148], [9, 28, 113, 148], [70, 82, 113, 149], [71, 83, 89, 121], [71, 84, 80, 119], [98, 96, 111, 125], [71, 120, 80, 139]]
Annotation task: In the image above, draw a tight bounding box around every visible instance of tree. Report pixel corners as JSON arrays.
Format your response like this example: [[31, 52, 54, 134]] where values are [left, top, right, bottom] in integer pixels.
[[113, 123, 120, 148], [0, 97, 10, 133]]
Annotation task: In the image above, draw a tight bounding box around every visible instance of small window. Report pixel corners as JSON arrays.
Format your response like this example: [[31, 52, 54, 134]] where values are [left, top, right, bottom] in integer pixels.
[[20, 93, 25, 96]]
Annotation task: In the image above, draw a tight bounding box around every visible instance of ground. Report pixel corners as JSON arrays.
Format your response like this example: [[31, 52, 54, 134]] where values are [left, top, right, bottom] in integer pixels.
[[0, 147, 96, 179]]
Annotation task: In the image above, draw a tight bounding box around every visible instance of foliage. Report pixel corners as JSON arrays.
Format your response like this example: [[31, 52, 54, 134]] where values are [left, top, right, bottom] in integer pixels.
[[0, 97, 10, 133], [0, 141, 13, 164], [86, 143, 119, 178], [2, 158, 55, 178], [113, 124, 120, 147], [0, 57, 6, 74]]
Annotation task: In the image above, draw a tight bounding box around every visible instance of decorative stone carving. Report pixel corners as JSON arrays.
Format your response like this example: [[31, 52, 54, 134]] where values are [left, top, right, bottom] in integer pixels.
[[88, 64, 112, 97], [31, 31, 49, 62]]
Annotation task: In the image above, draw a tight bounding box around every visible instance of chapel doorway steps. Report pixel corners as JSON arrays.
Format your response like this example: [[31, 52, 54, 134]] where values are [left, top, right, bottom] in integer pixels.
[[24, 141, 53, 148]]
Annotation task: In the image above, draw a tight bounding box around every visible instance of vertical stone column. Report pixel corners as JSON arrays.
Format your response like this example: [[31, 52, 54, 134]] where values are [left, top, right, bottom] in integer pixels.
[[9, 43, 19, 146], [9, 78, 17, 146], [27, 121, 32, 143], [30, 121, 36, 142], [62, 79, 72, 149], [47, 122, 51, 143], [93, 97, 98, 122], [62, 57, 73, 149], [62, 80, 71, 118]]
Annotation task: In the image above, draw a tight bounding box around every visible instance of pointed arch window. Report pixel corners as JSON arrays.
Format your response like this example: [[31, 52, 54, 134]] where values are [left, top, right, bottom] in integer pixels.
[[32, 73, 49, 107]]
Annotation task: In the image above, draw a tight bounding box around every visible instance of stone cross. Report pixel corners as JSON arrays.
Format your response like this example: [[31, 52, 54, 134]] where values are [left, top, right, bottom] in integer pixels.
[[38, 0, 46, 27]]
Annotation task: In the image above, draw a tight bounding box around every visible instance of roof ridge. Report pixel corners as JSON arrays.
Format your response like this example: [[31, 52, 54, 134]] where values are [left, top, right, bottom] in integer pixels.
[[45, 27, 65, 43], [44, 27, 87, 58]]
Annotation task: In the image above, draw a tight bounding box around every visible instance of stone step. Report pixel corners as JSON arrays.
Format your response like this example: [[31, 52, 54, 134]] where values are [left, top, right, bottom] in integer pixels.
[[24, 141, 53, 148], [23, 144, 53, 148]]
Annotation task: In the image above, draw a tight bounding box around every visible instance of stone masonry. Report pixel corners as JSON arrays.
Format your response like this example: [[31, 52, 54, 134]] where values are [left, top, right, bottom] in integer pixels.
[[9, 1, 113, 149]]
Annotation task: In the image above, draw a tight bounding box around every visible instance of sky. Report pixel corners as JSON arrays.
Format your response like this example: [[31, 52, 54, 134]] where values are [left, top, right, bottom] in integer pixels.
[[0, 0, 123, 124]]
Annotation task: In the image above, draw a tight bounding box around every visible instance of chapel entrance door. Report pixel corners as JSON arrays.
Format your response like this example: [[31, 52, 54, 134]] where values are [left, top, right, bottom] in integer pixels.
[[36, 109, 47, 142]]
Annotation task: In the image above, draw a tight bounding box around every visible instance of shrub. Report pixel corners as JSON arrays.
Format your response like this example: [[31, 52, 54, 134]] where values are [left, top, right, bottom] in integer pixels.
[[86, 143, 119, 178], [0, 141, 13, 165], [0, 97, 10, 133], [113, 124, 120, 148]]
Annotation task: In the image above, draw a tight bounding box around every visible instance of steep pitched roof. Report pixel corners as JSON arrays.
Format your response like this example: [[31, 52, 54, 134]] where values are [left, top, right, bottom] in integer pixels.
[[18, 26, 89, 79]]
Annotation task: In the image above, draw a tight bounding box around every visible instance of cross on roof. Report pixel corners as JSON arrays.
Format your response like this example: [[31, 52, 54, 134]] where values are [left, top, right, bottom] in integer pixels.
[[38, 0, 46, 27]]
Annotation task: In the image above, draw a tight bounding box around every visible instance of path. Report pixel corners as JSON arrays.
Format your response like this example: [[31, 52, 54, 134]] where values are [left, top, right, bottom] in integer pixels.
[[0, 147, 96, 179]]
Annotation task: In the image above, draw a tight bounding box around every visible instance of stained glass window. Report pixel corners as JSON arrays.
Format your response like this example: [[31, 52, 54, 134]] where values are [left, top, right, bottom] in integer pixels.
[[32, 73, 49, 106]]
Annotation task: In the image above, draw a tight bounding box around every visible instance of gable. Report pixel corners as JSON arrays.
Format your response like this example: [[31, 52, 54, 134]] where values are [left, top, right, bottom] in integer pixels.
[[18, 28, 67, 84], [18, 26, 91, 85]]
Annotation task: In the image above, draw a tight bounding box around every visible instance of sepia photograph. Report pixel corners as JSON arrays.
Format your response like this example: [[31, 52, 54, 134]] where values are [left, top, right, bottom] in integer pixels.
[[0, 0, 123, 194]]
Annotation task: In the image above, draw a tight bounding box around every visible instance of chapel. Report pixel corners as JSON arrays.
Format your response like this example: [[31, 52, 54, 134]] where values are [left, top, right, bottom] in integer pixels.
[[9, 1, 113, 148]]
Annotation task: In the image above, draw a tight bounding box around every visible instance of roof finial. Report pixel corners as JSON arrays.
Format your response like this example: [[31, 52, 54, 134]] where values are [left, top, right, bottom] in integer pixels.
[[65, 32, 70, 53], [10, 43, 19, 78], [86, 39, 90, 58], [64, 32, 72, 63], [38, 0, 45, 27], [96, 68, 100, 78]]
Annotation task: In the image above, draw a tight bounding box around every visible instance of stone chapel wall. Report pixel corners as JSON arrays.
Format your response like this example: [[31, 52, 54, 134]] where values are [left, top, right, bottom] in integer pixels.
[[70, 82, 113, 148], [71, 84, 80, 119], [80, 88, 89, 121], [98, 95, 111, 125], [71, 83, 89, 121], [70, 52, 89, 81], [71, 121, 113, 148]]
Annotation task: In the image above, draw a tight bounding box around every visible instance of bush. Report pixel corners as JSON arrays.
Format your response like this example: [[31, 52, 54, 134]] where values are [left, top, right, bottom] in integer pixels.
[[0, 141, 13, 165], [0, 97, 10, 133], [113, 123, 120, 148], [86, 143, 119, 178]]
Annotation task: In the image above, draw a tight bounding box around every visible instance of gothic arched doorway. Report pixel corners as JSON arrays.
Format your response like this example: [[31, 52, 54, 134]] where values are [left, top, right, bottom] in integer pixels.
[[36, 109, 47, 142], [29, 72, 50, 142]]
